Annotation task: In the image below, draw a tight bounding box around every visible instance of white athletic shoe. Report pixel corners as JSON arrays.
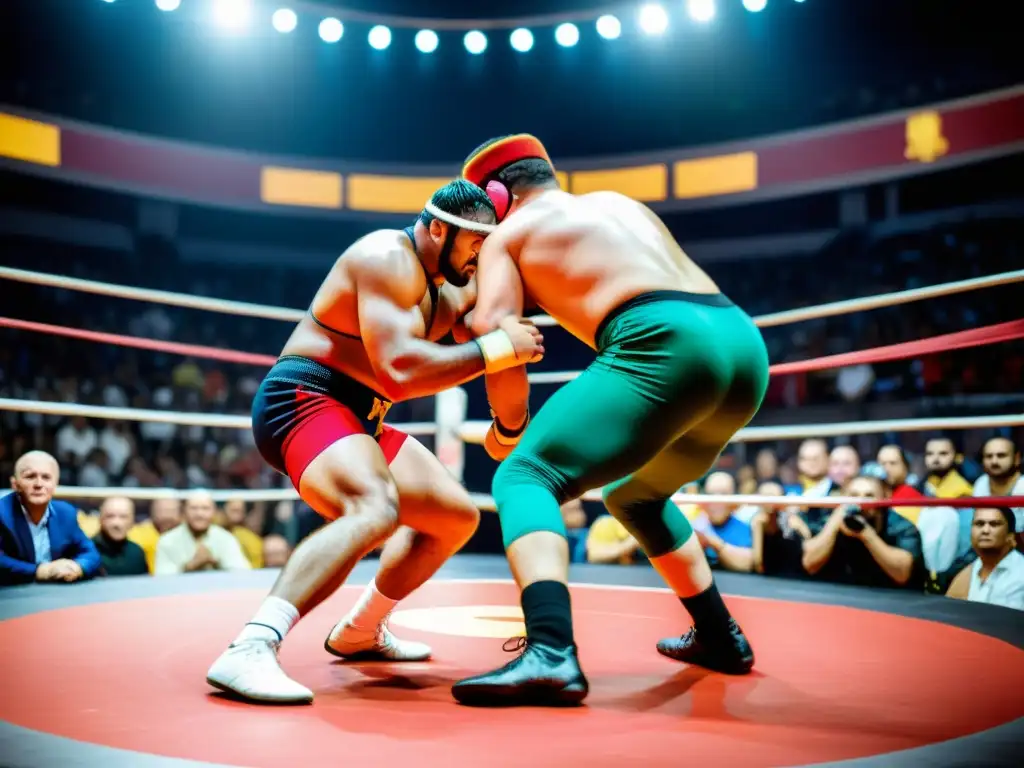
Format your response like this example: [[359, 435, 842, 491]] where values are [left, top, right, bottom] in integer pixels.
[[206, 639, 314, 704], [324, 619, 432, 662]]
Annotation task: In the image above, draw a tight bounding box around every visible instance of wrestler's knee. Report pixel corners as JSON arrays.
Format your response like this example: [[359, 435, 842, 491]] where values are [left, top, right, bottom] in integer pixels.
[[422, 490, 480, 547], [602, 482, 693, 559], [300, 444, 400, 539], [492, 450, 569, 503], [356, 477, 401, 539], [492, 451, 571, 548]]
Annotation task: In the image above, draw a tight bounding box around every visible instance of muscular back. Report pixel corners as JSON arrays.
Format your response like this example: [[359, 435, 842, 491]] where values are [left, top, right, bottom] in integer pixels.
[[280, 229, 474, 394], [509, 190, 719, 347]]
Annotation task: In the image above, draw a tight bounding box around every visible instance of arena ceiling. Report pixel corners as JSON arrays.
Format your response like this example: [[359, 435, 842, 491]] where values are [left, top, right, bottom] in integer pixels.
[[2, 0, 1020, 163]]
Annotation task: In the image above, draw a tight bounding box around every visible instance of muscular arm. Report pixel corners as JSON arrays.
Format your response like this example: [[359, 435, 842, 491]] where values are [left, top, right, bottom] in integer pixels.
[[470, 217, 532, 430], [355, 246, 488, 401]]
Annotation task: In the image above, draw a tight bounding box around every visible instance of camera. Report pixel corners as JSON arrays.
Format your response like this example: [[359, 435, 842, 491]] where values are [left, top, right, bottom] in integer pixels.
[[844, 507, 866, 531]]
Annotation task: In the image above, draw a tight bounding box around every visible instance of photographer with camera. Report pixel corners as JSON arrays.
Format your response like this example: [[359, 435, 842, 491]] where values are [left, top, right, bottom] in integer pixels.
[[800, 467, 925, 590]]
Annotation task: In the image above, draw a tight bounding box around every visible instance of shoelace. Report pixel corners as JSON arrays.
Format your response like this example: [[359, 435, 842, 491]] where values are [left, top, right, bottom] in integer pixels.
[[502, 635, 528, 654], [233, 638, 281, 661]]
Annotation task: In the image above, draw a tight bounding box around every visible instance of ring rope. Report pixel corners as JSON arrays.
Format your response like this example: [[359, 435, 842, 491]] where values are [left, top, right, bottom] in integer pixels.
[[52, 484, 1024, 512], [6, 316, 1020, 386], [2, 266, 1021, 329], [0, 398, 438, 435], [0, 267, 305, 322], [532, 269, 1024, 327], [523, 318, 1024, 385], [4, 397, 1019, 442], [0, 317, 277, 367], [460, 413, 1024, 445]]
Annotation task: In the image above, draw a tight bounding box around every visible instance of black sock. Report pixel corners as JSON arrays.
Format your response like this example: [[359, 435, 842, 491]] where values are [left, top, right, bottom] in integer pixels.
[[521, 580, 574, 649], [679, 584, 732, 636]]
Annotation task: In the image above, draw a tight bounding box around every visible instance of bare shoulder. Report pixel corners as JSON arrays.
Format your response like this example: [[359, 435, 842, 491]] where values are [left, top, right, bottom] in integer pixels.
[[346, 228, 424, 306]]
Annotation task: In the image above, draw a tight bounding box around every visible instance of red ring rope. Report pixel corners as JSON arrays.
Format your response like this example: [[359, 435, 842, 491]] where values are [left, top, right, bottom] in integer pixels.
[[0, 317, 276, 367], [3, 316, 1022, 376], [795, 496, 1024, 509], [770, 319, 1024, 375]]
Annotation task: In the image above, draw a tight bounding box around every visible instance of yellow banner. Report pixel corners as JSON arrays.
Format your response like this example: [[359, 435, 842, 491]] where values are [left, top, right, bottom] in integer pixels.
[[347, 174, 452, 213], [260, 166, 343, 209], [673, 152, 758, 199], [0, 113, 61, 167], [569, 164, 667, 201]]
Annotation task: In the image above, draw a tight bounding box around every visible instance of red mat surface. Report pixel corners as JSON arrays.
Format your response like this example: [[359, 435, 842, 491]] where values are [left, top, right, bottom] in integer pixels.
[[2, 581, 1022, 768]]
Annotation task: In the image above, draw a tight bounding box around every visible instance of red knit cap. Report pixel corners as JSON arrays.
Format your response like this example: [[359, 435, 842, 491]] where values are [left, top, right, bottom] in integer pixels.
[[462, 134, 553, 220]]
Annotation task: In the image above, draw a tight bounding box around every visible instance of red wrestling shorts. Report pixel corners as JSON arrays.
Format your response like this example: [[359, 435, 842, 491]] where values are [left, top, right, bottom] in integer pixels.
[[251, 356, 409, 489]]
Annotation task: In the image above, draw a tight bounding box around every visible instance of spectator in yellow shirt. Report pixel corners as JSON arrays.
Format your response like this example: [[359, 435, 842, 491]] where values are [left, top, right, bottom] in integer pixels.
[[128, 497, 182, 572], [585, 515, 643, 565]]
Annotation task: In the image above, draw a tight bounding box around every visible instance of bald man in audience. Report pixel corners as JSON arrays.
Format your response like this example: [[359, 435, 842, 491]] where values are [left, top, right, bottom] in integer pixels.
[[154, 491, 251, 575], [93, 497, 148, 577], [1, 450, 101, 585], [129, 497, 183, 572]]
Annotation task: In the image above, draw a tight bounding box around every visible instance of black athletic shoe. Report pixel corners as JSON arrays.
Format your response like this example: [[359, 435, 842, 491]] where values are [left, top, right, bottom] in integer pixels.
[[451, 636, 590, 707], [656, 618, 754, 674]]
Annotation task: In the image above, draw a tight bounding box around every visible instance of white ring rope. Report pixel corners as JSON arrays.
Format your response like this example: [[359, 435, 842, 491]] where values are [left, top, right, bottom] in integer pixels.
[[458, 413, 1024, 445], [2, 267, 1020, 329], [55, 484, 496, 509], [0, 267, 306, 322], [54, 485, 1022, 513], [3, 397, 1019, 443], [0, 398, 437, 436], [423, 201, 497, 234], [529, 269, 1024, 328]]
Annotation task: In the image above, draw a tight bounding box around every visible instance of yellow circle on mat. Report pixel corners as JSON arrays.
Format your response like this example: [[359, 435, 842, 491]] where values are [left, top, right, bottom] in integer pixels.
[[389, 605, 525, 638]]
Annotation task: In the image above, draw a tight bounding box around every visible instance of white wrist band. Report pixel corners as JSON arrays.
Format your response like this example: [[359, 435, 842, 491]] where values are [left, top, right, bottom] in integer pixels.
[[476, 329, 519, 373]]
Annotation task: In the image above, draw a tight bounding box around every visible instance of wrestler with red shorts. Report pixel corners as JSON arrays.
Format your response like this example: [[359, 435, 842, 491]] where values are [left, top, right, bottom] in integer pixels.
[[206, 179, 545, 703]]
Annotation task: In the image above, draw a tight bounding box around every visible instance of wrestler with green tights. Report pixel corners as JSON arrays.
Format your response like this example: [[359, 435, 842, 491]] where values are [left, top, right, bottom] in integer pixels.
[[453, 135, 770, 707]]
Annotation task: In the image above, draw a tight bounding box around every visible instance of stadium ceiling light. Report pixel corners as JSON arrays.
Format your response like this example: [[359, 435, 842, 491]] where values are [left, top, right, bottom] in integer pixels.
[[638, 4, 669, 35], [212, 0, 253, 31], [687, 0, 716, 23], [595, 15, 622, 40], [155, 0, 181, 12], [743, 0, 768, 12], [415, 29, 439, 53], [271, 8, 297, 33], [554, 22, 580, 47], [464, 30, 487, 55], [318, 17, 343, 43], [510, 28, 534, 53], [368, 25, 392, 50]]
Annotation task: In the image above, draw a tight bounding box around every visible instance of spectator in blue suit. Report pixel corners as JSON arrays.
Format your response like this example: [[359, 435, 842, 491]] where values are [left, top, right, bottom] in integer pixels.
[[1, 450, 101, 586]]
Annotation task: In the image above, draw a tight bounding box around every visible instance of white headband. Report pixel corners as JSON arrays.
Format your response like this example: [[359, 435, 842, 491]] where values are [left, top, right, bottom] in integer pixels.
[[424, 200, 497, 234]]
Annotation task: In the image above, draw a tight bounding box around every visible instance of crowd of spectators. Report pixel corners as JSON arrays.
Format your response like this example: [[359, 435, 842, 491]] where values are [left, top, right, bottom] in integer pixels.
[[578, 435, 1023, 610], [1, 219, 1021, 613], [5, 433, 1019, 613]]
